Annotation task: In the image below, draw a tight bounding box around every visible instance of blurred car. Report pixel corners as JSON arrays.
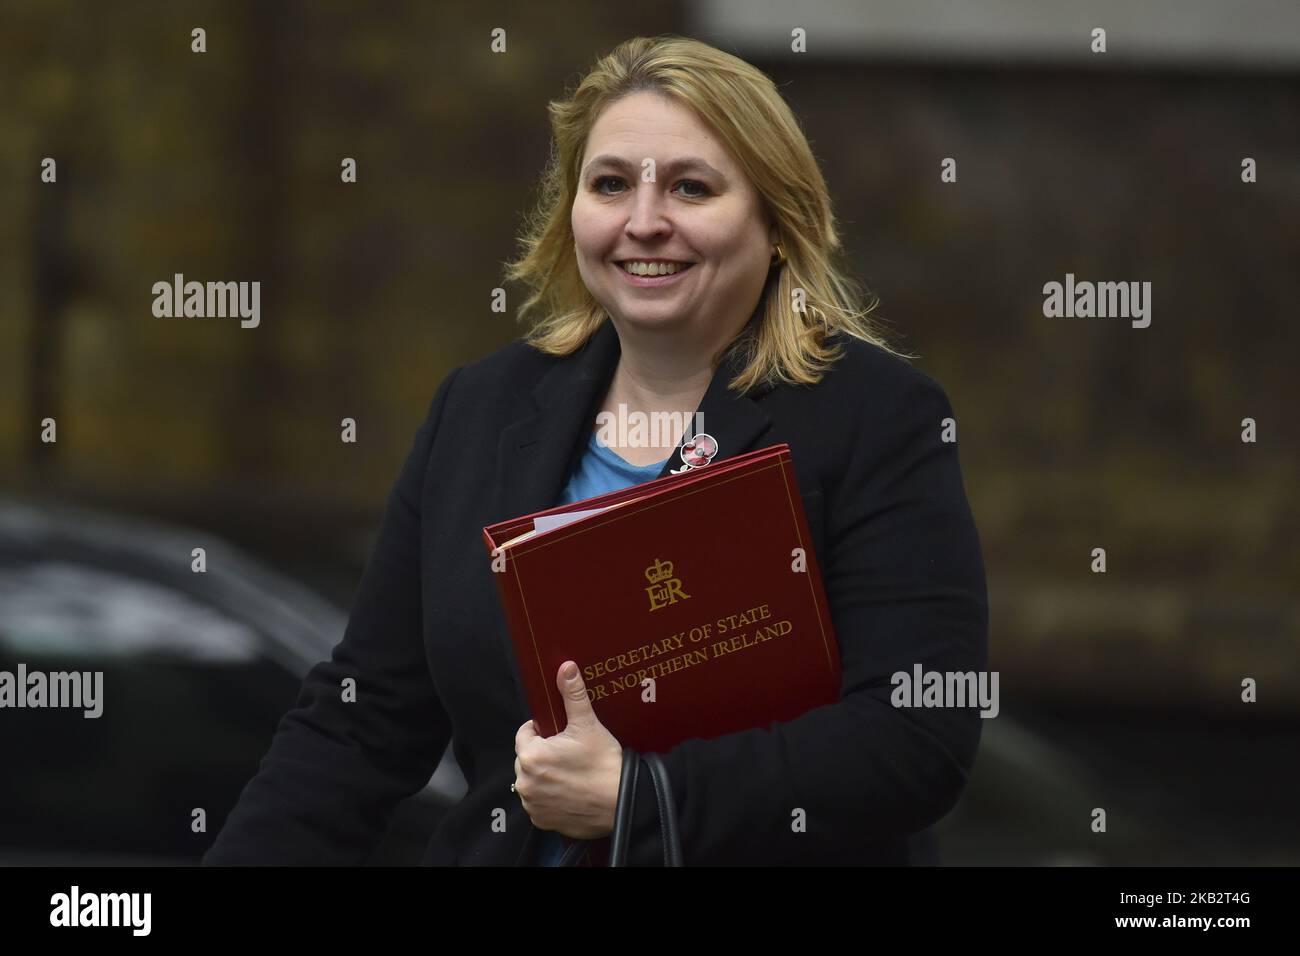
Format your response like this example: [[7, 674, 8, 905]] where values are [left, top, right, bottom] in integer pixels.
[[0, 498, 465, 865]]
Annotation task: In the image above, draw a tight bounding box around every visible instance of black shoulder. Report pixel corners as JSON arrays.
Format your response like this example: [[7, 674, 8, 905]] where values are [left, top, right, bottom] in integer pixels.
[[819, 330, 950, 410], [460, 335, 555, 381]]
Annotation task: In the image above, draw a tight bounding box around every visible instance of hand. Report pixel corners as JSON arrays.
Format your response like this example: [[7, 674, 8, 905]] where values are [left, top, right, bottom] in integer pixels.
[[514, 661, 624, 839]]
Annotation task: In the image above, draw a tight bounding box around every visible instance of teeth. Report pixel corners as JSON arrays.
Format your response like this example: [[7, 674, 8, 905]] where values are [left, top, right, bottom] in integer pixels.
[[622, 261, 689, 276]]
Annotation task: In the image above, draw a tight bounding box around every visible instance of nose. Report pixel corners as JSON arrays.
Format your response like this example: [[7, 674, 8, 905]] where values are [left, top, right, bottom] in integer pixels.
[[624, 182, 672, 241]]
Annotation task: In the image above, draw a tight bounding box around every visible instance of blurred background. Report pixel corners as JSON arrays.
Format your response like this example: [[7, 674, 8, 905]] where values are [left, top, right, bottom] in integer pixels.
[[1, 0, 1296, 865]]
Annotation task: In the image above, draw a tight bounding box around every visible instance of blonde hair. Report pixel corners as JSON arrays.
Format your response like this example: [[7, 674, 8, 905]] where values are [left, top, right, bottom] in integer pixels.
[[505, 34, 909, 394]]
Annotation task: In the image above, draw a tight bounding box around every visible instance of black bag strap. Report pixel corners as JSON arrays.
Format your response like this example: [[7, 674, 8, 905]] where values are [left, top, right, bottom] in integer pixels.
[[642, 752, 683, 867], [607, 746, 640, 867]]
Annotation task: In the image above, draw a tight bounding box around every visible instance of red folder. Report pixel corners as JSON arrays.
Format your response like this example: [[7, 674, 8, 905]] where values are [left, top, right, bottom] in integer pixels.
[[482, 443, 841, 754]]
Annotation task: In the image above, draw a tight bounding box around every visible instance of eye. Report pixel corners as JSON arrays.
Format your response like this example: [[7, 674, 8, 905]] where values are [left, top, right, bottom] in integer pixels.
[[593, 176, 626, 196], [674, 180, 711, 199]]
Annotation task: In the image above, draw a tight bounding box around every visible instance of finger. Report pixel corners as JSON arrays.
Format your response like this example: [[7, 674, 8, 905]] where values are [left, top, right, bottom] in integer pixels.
[[516, 719, 538, 751], [557, 660, 595, 729]]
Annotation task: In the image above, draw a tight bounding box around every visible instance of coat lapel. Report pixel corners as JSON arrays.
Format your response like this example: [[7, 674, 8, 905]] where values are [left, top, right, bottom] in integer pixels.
[[647, 332, 775, 481], [489, 316, 776, 721], [493, 318, 624, 530]]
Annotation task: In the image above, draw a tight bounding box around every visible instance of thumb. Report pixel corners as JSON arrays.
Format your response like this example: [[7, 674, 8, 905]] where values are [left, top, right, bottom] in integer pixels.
[[558, 661, 595, 729]]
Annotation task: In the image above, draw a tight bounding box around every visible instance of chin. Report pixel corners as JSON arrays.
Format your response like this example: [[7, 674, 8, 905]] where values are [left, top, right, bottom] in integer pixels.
[[617, 309, 693, 329]]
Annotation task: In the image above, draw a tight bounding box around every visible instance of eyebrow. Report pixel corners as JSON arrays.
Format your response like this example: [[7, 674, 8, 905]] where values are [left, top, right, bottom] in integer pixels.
[[580, 154, 727, 182]]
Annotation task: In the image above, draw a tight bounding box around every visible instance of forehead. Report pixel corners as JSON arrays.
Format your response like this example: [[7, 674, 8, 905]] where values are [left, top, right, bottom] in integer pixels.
[[581, 91, 735, 173]]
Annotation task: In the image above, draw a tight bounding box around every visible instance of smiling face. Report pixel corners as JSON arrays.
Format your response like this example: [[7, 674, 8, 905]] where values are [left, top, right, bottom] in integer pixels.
[[572, 90, 776, 339]]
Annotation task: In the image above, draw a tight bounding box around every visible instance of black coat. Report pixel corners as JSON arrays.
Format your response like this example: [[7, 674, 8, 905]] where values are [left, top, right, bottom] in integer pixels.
[[203, 317, 988, 866]]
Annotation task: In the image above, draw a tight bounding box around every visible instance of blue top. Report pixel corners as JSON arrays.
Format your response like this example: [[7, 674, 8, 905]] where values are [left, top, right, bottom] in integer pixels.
[[531, 429, 670, 866]]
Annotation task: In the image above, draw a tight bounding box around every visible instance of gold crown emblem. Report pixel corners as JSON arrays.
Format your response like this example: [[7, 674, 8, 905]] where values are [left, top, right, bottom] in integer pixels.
[[645, 558, 674, 583]]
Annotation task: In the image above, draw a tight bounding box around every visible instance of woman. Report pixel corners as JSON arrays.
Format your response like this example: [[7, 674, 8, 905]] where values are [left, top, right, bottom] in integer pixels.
[[204, 35, 987, 867]]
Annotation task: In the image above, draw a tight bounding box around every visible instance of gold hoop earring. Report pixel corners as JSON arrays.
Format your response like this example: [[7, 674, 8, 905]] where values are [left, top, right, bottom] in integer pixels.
[[771, 242, 787, 266]]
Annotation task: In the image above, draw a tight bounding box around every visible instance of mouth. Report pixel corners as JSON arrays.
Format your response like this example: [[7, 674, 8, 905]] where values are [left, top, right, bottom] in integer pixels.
[[614, 259, 697, 286]]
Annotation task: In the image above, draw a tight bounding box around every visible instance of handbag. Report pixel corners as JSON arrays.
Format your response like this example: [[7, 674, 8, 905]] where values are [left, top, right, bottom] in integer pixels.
[[557, 747, 682, 867]]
